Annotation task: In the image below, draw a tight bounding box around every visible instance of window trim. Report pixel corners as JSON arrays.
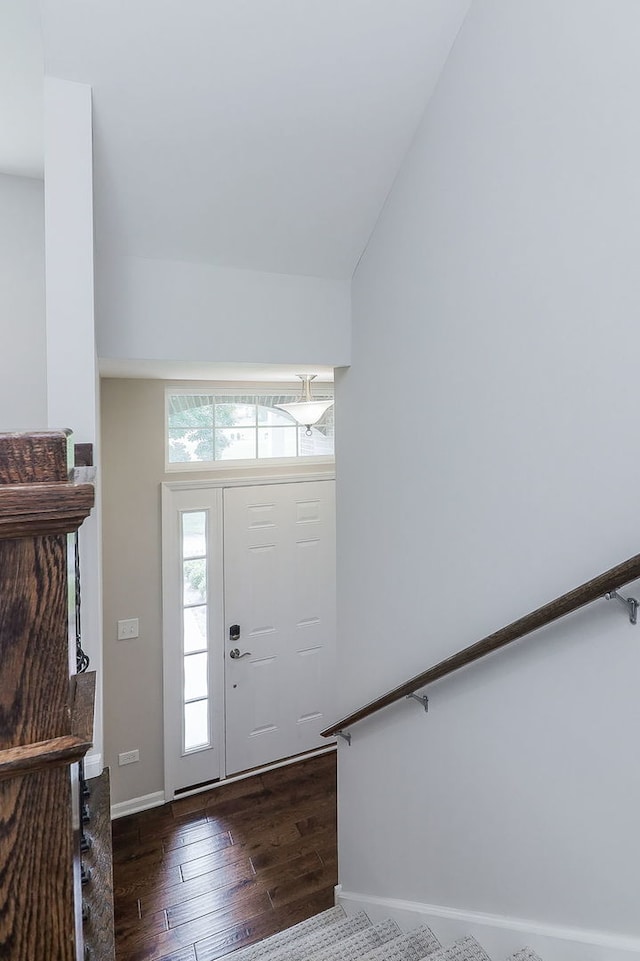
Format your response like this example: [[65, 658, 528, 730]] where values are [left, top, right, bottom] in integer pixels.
[[164, 385, 335, 472]]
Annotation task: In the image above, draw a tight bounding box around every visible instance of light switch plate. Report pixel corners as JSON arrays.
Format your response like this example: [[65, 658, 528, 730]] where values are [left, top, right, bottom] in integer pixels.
[[117, 618, 139, 640]]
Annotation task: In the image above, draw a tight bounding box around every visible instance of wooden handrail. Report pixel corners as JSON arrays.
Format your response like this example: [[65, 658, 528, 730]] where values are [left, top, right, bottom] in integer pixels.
[[0, 734, 93, 782], [321, 551, 640, 738], [0, 673, 96, 782]]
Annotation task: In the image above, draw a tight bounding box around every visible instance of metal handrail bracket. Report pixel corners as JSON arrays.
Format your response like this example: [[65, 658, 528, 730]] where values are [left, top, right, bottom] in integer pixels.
[[406, 693, 429, 712], [605, 589, 639, 624]]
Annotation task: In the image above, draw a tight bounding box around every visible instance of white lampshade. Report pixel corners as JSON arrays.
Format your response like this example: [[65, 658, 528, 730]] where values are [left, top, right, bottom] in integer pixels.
[[274, 375, 334, 433], [275, 398, 334, 428]]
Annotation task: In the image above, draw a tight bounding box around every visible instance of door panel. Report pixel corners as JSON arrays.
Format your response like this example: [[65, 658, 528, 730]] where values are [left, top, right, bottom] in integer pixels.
[[223, 481, 335, 775]]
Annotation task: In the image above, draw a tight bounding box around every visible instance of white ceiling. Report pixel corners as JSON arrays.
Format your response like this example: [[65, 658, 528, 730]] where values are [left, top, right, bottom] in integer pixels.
[[1, 0, 469, 381], [41, 0, 470, 280], [0, 0, 44, 178]]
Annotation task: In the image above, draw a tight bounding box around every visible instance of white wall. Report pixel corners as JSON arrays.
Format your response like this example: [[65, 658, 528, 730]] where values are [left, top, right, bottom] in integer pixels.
[[0, 174, 46, 429], [45, 78, 98, 445], [337, 0, 640, 946], [97, 254, 351, 368], [44, 76, 103, 771]]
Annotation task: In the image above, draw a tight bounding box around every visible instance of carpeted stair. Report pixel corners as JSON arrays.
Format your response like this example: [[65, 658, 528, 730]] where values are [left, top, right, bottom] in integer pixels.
[[221, 906, 542, 961]]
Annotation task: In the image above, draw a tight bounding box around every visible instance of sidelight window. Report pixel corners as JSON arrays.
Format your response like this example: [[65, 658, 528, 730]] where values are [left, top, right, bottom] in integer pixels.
[[181, 510, 210, 752]]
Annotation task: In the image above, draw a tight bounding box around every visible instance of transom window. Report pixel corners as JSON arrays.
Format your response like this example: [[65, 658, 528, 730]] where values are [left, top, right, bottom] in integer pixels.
[[166, 388, 334, 468]]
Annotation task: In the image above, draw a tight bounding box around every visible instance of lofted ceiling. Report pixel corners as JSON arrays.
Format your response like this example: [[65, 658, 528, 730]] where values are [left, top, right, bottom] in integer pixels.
[[0, 0, 44, 178], [41, 0, 471, 280], [2, 1, 471, 379]]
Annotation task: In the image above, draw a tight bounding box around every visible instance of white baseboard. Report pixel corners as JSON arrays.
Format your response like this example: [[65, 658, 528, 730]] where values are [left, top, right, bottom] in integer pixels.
[[111, 790, 166, 820], [336, 889, 640, 961], [83, 752, 102, 780]]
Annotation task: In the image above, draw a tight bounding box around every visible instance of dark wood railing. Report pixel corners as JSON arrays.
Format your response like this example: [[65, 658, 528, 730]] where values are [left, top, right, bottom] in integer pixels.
[[321, 551, 640, 739]]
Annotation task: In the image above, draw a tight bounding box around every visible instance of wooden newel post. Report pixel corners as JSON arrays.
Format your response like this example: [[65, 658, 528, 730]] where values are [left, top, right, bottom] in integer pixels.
[[0, 430, 96, 960]]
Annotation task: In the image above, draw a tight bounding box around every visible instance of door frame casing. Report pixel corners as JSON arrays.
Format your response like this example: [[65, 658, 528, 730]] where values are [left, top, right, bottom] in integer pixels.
[[163, 471, 335, 494], [161, 470, 335, 800]]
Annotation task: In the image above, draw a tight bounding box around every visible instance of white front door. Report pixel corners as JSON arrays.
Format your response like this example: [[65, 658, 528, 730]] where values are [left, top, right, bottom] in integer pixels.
[[223, 481, 336, 776]]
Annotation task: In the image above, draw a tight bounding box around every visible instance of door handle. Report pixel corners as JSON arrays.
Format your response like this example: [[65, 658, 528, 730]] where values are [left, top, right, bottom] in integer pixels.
[[229, 648, 252, 659]]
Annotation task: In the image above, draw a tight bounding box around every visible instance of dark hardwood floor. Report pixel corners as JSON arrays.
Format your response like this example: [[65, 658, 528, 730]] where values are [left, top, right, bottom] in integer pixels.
[[112, 750, 337, 961]]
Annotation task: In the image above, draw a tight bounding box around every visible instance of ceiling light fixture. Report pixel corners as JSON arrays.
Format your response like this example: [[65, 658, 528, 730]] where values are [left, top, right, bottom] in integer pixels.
[[275, 375, 334, 435]]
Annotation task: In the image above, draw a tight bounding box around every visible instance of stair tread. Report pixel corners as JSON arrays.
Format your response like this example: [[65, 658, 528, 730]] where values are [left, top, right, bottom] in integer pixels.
[[217, 905, 346, 961], [305, 918, 402, 961], [506, 950, 542, 961], [216, 904, 546, 961], [260, 911, 372, 961], [357, 924, 441, 961], [424, 936, 491, 961]]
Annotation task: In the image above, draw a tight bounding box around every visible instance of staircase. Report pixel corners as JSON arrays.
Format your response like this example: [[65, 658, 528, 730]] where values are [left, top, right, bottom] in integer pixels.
[[219, 906, 542, 961]]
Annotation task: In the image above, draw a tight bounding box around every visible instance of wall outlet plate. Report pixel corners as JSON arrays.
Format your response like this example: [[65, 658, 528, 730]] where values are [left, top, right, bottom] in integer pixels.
[[118, 749, 139, 766]]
